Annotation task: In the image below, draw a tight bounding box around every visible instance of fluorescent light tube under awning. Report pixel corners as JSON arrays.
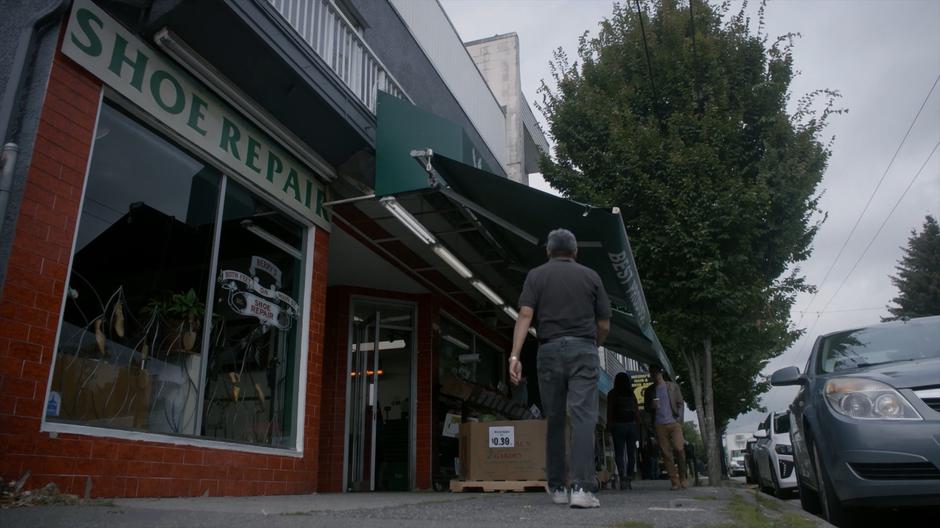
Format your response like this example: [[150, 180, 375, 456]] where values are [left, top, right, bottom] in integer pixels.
[[379, 197, 436, 245], [471, 280, 504, 306], [432, 245, 473, 279]]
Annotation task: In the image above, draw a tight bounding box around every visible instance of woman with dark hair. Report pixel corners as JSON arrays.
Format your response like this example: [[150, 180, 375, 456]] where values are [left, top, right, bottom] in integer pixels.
[[607, 372, 641, 489]]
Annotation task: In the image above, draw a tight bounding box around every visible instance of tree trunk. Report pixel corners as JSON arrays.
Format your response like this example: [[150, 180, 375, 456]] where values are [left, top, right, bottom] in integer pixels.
[[702, 336, 723, 487], [681, 349, 712, 482]]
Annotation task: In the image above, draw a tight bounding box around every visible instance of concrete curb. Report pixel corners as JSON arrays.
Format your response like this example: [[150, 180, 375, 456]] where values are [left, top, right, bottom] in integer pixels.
[[731, 482, 835, 527]]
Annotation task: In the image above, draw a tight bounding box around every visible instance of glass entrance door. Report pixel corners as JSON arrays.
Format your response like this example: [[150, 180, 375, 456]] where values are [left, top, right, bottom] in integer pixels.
[[346, 300, 414, 491]]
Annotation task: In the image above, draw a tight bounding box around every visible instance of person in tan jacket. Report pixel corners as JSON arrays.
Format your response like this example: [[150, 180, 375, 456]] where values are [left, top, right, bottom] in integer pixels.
[[643, 364, 688, 490]]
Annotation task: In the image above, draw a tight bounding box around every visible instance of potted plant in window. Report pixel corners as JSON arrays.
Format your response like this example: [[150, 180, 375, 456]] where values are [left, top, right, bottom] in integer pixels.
[[145, 289, 206, 353]]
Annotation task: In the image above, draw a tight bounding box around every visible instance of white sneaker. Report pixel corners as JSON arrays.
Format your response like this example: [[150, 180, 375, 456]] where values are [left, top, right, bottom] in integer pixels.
[[569, 488, 600, 508], [549, 487, 568, 505]]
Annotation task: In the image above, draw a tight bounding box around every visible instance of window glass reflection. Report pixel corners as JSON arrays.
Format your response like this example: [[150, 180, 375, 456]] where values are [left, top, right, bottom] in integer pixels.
[[47, 103, 309, 449], [201, 181, 305, 447], [50, 104, 220, 435]]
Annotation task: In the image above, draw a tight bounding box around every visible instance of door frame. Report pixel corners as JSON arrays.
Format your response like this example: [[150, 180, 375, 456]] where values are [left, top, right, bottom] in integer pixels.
[[342, 295, 418, 491]]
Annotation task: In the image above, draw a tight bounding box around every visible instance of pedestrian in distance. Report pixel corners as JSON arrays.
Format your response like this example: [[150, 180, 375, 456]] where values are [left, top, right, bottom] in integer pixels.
[[508, 228, 611, 509], [643, 363, 688, 490], [607, 372, 641, 490]]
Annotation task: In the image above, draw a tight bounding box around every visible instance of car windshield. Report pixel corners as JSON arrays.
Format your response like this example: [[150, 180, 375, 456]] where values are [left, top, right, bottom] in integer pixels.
[[817, 318, 940, 373], [774, 413, 790, 434]]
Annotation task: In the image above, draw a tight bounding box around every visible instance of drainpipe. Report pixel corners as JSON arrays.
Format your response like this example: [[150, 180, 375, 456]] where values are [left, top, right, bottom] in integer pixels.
[[0, 144, 20, 228], [0, 0, 70, 232]]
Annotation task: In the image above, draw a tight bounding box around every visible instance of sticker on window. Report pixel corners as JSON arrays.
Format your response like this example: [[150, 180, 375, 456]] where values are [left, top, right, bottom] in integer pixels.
[[218, 259, 299, 330]]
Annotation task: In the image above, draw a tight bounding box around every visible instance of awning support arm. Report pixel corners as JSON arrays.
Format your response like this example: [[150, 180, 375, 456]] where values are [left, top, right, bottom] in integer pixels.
[[322, 193, 376, 208], [437, 187, 540, 246], [409, 151, 540, 246]]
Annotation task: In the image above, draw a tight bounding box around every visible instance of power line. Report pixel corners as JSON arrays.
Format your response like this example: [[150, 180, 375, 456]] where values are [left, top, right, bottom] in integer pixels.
[[633, 0, 660, 125], [795, 72, 940, 327], [797, 307, 886, 315], [799, 137, 940, 345], [814, 137, 940, 319], [689, 0, 701, 113]]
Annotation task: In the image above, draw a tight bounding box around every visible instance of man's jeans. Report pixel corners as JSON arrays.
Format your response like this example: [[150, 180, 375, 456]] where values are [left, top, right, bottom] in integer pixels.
[[536, 337, 598, 492]]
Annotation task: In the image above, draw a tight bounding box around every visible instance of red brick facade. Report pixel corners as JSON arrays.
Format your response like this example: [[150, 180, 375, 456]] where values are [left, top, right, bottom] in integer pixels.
[[1, 33, 514, 500], [0, 46, 330, 498]]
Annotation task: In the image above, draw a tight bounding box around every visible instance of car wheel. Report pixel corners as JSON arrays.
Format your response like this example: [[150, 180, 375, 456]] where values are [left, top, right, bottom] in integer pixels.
[[770, 461, 789, 499], [795, 464, 820, 514], [811, 441, 853, 526], [757, 458, 773, 495], [758, 465, 773, 495]]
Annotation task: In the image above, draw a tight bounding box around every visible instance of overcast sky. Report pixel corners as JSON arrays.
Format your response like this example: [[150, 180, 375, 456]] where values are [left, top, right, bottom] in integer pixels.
[[441, 0, 940, 433]]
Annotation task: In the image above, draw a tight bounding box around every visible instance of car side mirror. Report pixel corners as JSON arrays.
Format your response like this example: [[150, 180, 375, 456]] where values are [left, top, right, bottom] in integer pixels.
[[753, 429, 768, 439], [770, 366, 806, 387]]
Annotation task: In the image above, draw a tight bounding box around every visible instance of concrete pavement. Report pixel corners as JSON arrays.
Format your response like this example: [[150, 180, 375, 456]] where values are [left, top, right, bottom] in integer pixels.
[[0, 479, 831, 528]]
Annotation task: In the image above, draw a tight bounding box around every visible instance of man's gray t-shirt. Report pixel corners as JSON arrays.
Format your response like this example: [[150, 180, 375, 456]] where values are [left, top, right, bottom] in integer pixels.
[[518, 257, 611, 341]]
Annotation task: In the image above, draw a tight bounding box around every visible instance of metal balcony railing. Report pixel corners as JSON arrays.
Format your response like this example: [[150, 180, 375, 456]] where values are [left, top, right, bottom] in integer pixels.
[[267, 0, 410, 114]]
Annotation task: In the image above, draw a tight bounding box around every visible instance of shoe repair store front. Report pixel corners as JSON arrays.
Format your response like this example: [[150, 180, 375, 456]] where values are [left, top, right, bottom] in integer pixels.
[[320, 94, 674, 492], [3, 0, 337, 497]]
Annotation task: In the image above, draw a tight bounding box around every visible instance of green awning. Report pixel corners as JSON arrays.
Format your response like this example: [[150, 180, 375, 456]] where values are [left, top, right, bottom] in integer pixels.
[[372, 92, 673, 376], [420, 153, 673, 376]]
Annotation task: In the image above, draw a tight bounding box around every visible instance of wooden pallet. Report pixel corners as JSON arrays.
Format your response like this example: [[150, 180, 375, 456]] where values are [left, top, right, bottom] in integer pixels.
[[450, 479, 548, 493]]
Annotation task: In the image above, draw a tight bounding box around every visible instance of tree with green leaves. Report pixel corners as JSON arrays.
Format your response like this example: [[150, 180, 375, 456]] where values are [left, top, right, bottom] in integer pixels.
[[884, 215, 940, 320], [539, 0, 839, 485]]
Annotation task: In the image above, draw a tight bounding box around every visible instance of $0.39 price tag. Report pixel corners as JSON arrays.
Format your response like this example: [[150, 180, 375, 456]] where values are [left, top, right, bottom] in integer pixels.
[[488, 426, 515, 448]]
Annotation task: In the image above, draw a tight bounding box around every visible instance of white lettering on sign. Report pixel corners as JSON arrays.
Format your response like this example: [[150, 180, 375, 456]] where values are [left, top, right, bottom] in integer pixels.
[[608, 250, 650, 327], [218, 269, 298, 330], [251, 255, 282, 287], [250, 297, 275, 320], [488, 426, 515, 448]]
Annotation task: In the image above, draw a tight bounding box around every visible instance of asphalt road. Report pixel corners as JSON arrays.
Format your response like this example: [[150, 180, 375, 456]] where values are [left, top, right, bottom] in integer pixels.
[[0, 479, 828, 528]]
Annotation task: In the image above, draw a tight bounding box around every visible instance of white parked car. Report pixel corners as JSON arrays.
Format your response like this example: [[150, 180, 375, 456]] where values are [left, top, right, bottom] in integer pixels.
[[729, 449, 746, 477], [752, 411, 798, 497]]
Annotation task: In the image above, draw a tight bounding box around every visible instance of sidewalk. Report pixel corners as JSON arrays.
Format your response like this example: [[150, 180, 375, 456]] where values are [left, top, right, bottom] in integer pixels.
[[0, 479, 831, 528]]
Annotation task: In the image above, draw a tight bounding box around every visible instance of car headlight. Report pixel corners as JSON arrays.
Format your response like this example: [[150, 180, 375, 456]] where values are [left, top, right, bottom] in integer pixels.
[[775, 444, 793, 455], [825, 378, 922, 420]]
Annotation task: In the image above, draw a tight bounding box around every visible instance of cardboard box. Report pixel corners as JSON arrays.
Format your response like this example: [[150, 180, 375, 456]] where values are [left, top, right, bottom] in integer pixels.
[[458, 419, 546, 481], [50, 354, 151, 428]]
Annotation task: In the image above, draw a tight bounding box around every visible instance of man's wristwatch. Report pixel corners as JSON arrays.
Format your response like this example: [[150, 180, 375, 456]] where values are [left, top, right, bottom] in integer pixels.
[[509, 356, 520, 363]]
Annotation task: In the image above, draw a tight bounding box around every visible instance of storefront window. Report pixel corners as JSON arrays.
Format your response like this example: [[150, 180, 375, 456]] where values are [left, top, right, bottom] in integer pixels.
[[201, 181, 305, 447], [46, 103, 308, 449], [437, 317, 504, 388], [434, 316, 518, 487]]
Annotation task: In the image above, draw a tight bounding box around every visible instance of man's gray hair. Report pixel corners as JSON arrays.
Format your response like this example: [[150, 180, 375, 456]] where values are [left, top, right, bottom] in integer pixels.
[[546, 228, 578, 257]]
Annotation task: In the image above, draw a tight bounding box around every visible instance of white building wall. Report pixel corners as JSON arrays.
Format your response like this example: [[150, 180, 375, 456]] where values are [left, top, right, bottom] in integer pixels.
[[387, 0, 509, 174], [464, 34, 526, 184]]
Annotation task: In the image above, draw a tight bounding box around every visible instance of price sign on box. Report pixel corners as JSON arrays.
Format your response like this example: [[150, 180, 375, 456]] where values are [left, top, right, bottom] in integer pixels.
[[488, 426, 515, 448]]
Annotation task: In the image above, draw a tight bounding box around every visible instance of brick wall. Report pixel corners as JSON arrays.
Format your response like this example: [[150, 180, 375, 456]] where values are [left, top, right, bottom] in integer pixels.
[[0, 45, 330, 498], [317, 286, 349, 491]]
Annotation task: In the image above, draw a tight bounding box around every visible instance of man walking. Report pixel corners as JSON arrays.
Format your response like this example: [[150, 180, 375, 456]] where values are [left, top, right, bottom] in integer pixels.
[[643, 364, 688, 490], [508, 229, 611, 508]]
